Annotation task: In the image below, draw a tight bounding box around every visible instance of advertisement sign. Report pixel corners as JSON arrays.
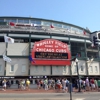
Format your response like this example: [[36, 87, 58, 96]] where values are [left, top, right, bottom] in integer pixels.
[[31, 39, 71, 65]]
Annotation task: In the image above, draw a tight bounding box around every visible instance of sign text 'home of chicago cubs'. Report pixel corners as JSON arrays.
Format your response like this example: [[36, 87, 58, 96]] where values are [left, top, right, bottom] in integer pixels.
[[31, 39, 71, 65]]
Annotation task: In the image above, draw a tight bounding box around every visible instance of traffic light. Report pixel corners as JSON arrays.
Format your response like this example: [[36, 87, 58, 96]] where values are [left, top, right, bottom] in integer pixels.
[[93, 36, 98, 46]]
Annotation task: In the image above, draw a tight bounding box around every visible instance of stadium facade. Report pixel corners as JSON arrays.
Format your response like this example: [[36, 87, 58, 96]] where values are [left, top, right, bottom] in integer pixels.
[[0, 16, 99, 84]]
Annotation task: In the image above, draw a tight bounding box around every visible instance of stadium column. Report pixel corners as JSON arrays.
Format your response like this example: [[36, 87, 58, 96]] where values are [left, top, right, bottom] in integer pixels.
[[98, 46, 100, 73], [4, 33, 8, 76], [50, 34, 52, 76], [68, 36, 72, 80], [69, 36, 72, 100], [28, 34, 31, 76], [84, 39, 89, 76]]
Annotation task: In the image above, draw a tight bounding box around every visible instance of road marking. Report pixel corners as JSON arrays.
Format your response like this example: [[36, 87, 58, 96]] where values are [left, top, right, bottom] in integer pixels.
[[75, 98, 85, 100]]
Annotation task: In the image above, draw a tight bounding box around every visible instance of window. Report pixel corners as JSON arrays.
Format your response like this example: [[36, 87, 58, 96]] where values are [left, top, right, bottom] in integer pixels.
[[63, 66, 66, 73], [35, 20, 41, 24], [31, 20, 41, 25], [0, 65, 2, 72], [80, 66, 84, 72], [0, 19, 4, 22], [63, 25, 71, 30], [5, 19, 10, 22], [43, 66, 46, 71], [90, 66, 93, 72], [95, 66, 98, 72], [10, 65, 14, 72], [31, 20, 36, 24], [22, 65, 26, 72], [18, 19, 24, 23], [24, 20, 29, 23], [52, 23, 62, 28], [42, 21, 52, 26], [10, 19, 17, 23]]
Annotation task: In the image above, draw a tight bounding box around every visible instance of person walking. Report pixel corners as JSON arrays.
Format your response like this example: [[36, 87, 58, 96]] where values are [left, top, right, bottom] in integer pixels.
[[2, 79, 7, 91], [26, 79, 30, 90], [82, 80, 86, 92], [44, 78, 48, 90], [85, 77, 90, 91]]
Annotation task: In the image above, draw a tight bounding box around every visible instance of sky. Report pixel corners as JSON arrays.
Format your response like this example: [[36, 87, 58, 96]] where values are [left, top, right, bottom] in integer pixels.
[[0, 0, 100, 32]]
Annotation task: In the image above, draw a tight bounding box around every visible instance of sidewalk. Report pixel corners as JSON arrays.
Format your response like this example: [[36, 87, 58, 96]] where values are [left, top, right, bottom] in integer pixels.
[[0, 88, 99, 94], [0, 89, 56, 93]]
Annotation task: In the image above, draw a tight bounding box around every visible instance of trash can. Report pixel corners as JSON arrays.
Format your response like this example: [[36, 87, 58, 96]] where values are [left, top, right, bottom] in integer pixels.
[[68, 83, 73, 93]]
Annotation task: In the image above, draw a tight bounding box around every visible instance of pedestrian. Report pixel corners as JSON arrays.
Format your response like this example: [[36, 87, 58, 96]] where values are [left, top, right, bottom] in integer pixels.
[[85, 77, 90, 91], [26, 79, 30, 90], [94, 79, 98, 91], [44, 78, 48, 90], [17, 80, 20, 89], [90, 78, 95, 91], [82, 80, 86, 92], [2, 79, 7, 91]]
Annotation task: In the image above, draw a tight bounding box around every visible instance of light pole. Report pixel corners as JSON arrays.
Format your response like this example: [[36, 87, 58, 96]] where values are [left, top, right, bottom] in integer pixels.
[[75, 58, 81, 92]]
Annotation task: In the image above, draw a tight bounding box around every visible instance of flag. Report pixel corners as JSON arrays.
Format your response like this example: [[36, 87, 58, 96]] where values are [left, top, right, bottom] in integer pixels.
[[9, 22, 15, 26], [50, 25, 54, 28], [4, 36, 14, 43], [3, 54, 11, 63], [83, 30, 86, 35], [29, 55, 35, 63]]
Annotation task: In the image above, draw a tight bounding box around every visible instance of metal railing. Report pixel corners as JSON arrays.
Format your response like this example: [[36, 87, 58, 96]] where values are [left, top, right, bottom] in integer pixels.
[[0, 25, 90, 38]]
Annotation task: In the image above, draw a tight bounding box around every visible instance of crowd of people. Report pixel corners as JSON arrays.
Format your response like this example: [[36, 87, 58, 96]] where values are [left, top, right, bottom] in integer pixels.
[[0, 77, 100, 92], [0, 79, 30, 91], [35, 77, 100, 92]]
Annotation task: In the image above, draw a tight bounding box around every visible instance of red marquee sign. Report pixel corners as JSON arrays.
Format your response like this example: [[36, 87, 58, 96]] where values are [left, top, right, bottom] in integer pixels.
[[31, 39, 71, 65]]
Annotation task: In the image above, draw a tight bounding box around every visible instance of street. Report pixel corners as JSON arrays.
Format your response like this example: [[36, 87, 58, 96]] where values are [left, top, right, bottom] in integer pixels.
[[0, 92, 100, 100]]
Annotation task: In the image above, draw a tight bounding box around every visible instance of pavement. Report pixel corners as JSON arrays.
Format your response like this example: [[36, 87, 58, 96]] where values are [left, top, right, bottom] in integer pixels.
[[0, 88, 100, 94], [0, 88, 56, 93]]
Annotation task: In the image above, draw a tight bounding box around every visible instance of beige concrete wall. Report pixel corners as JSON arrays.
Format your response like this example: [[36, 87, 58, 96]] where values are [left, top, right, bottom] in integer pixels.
[[6, 59, 29, 76], [71, 60, 87, 75], [7, 43, 29, 56], [0, 59, 5, 76], [87, 61, 99, 75], [52, 66, 70, 75], [30, 66, 51, 75], [0, 43, 6, 55]]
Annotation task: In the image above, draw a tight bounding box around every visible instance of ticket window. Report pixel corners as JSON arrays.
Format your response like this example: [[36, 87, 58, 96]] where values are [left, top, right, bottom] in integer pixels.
[[11, 80, 13, 84]]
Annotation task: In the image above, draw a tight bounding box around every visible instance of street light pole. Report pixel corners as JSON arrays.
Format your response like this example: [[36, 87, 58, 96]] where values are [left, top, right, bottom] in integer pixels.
[[76, 58, 81, 92]]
